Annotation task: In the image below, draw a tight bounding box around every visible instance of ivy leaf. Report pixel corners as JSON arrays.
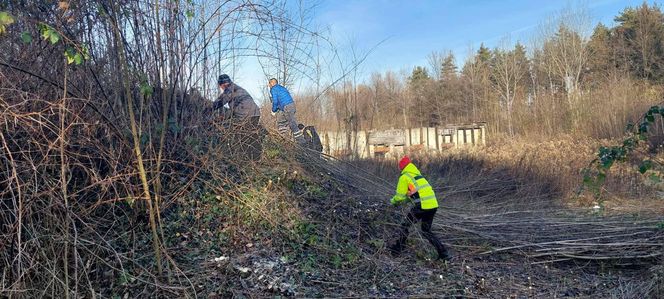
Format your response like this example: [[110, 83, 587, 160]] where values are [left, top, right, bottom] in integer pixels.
[[0, 11, 15, 35], [20, 31, 32, 44], [625, 122, 635, 131], [49, 31, 60, 44], [649, 173, 661, 184], [73, 53, 83, 65], [80, 45, 90, 59], [64, 47, 76, 64], [648, 106, 659, 115], [639, 160, 653, 174], [622, 138, 636, 150], [657, 221, 664, 230], [646, 113, 655, 123], [0, 12, 13, 24], [40, 24, 60, 44]]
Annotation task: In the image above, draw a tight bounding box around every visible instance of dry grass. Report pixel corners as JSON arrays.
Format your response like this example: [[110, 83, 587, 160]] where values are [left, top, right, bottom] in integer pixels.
[[433, 135, 661, 213]]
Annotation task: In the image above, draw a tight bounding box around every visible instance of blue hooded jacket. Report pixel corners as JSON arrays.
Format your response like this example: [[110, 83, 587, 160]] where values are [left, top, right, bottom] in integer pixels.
[[270, 84, 294, 112]]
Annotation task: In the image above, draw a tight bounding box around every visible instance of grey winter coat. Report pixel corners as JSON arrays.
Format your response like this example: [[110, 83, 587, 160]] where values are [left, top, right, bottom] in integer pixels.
[[213, 83, 260, 119]]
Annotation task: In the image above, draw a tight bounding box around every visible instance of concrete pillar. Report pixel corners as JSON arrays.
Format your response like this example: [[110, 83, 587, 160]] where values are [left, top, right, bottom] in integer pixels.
[[357, 131, 367, 158], [456, 129, 462, 148], [481, 125, 486, 146]]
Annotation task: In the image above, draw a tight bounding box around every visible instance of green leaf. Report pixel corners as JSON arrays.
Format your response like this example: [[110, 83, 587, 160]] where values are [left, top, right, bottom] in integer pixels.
[[649, 173, 661, 184], [648, 106, 659, 115], [657, 221, 664, 230], [74, 53, 83, 65], [20, 31, 32, 44], [639, 160, 653, 174], [0, 12, 13, 24], [186, 10, 194, 19], [40, 24, 60, 44], [646, 114, 655, 122], [625, 122, 635, 131], [49, 30, 60, 44], [0, 11, 15, 35], [64, 47, 76, 64], [40, 26, 49, 40], [597, 172, 606, 184], [80, 46, 90, 59]]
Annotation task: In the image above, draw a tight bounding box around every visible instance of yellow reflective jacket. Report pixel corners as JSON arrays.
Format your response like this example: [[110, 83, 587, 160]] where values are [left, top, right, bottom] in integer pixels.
[[390, 163, 439, 210]]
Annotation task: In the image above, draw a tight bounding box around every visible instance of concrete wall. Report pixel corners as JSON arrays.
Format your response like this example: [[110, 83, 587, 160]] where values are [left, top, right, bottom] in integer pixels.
[[322, 123, 487, 158]]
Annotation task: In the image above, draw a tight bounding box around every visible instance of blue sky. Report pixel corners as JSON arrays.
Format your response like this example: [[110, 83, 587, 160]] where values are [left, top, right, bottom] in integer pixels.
[[238, 0, 656, 102], [314, 0, 654, 76]]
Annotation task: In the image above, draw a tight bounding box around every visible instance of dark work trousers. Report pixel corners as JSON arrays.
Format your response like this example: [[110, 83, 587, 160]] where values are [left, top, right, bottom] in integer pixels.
[[276, 104, 305, 144], [393, 205, 449, 259]]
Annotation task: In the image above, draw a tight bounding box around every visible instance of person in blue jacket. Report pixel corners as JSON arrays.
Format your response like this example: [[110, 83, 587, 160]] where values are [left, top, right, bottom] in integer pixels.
[[269, 78, 305, 144]]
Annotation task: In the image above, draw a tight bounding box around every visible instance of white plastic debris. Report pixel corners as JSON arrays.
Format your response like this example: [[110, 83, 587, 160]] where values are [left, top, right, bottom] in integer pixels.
[[213, 256, 229, 262]]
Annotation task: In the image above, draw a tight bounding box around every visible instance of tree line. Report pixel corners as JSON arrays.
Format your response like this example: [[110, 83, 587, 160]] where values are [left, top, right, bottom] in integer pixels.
[[310, 3, 664, 140]]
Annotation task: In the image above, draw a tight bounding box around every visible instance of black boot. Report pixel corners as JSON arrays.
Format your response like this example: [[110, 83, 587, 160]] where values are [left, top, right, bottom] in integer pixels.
[[423, 231, 450, 261], [437, 249, 451, 261]]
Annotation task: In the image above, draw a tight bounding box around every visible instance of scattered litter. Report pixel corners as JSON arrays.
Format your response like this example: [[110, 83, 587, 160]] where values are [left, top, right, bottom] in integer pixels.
[[213, 256, 229, 262]]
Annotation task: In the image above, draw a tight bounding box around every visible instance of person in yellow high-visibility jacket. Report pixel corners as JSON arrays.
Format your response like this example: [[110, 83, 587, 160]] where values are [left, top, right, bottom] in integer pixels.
[[389, 156, 450, 261]]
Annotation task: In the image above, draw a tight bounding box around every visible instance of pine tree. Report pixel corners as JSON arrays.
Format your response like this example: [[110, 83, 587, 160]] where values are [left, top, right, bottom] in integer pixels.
[[440, 53, 457, 82]]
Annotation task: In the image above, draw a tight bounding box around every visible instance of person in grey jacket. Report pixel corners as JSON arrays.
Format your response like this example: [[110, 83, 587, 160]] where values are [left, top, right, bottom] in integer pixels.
[[213, 74, 261, 122], [213, 74, 263, 159]]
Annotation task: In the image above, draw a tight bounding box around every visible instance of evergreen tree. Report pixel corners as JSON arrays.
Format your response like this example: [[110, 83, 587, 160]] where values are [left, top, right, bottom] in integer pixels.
[[587, 22, 613, 80], [440, 52, 457, 82], [613, 3, 664, 81]]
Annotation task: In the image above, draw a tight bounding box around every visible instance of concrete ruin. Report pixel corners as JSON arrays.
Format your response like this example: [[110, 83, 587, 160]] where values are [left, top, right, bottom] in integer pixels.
[[321, 122, 487, 158]]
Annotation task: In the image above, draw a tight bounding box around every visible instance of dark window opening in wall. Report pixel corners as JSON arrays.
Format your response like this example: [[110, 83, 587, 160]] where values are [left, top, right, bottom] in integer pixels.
[[373, 144, 389, 159]]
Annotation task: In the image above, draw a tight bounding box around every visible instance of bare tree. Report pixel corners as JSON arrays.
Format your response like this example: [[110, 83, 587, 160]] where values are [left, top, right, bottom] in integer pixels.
[[490, 41, 529, 136]]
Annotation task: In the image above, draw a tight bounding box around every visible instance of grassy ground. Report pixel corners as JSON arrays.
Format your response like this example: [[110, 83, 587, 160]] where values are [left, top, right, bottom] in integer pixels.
[[2, 127, 661, 298], [153, 135, 663, 298]]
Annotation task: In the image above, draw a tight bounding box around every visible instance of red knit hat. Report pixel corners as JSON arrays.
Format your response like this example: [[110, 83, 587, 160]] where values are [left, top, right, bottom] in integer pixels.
[[398, 156, 411, 170]]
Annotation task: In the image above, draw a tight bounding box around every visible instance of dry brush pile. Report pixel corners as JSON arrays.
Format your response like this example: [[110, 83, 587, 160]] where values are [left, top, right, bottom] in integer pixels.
[[321, 149, 664, 297], [1, 2, 663, 298], [2, 80, 663, 297], [0, 0, 334, 297]]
